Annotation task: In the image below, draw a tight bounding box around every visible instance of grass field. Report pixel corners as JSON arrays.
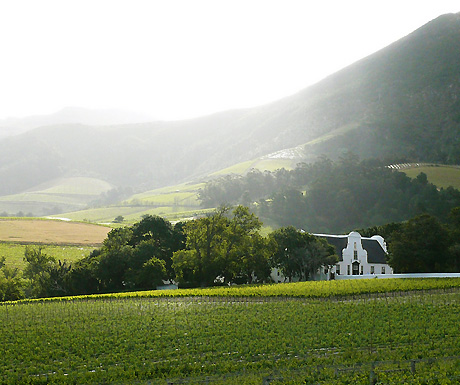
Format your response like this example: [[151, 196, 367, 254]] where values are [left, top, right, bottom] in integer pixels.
[[0, 177, 114, 216], [51, 206, 215, 224], [403, 164, 460, 190], [0, 219, 110, 245], [211, 158, 295, 176], [0, 218, 109, 270], [1, 279, 459, 384], [50, 182, 214, 224], [0, 242, 95, 270]]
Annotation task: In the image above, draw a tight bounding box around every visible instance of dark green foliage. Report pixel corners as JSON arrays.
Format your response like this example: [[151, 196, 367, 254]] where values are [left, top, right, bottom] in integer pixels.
[[53, 215, 186, 297], [388, 214, 453, 273], [269, 226, 338, 281], [23, 247, 71, 298], [0, 256, 25, 301], [172, 206, 272, 287], [199, 156, 460, 233], [1, 15, 460, 209]]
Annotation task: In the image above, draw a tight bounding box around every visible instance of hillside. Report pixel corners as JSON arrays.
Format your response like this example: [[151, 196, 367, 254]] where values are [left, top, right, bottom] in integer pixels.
[[0, 107, 155, 139], [1, 13, 459, 215], [402, 164, 460, 190]]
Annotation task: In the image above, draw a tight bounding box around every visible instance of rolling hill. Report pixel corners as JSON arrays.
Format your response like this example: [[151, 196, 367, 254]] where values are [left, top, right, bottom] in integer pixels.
[[1, 13, 459, 216]]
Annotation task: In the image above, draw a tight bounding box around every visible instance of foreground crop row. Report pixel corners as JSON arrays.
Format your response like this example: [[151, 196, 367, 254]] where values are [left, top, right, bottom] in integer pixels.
[[10, 277, 460, 303], [1, 287, 459, 384]]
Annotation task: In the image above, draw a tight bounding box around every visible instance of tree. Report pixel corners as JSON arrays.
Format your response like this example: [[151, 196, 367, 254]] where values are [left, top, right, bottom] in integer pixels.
[[388, 214, 452, 273], [66, 215, 186, 294], [113, 215, 125, 223], [447, 206, 460, 272], [23, 247, 70, 297], [173, 206, 229, 287], [172, 206, 272, 287], [129, 215, 184, 281], [0, 257, 25, 301], [269, 226, 338, 281]]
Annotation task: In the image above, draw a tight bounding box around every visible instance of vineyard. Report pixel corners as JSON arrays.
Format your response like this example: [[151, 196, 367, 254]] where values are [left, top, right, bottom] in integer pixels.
[[1, 279, 460, 384]]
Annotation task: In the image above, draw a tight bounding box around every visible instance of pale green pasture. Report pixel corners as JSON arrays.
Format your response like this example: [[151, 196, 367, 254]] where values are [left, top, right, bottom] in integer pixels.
[[32, 177, 113, 195], [0, 177, 113, 205], [52, 206, 214, 224], [129, 192, 200, 206], [211, 160, 256, 175], [0, 192, 90, 205], [131, 182, 206, 196], [212, 158, 294, 176], [51, 206, 151, 223], [403, 165, 460, 190], [252, 158, 294, 171], [125, 182, 204, 207], [0, 242, 94, 270]]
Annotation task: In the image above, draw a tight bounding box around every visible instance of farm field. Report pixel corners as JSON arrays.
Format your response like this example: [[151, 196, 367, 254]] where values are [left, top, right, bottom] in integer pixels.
[[51, 182, 213, 224], [0, 219, 110, 245], [402, 164, 460, 190], [2, 279, 460, 384], [0, 177, 113, 216], [0, 242, 95, 270]]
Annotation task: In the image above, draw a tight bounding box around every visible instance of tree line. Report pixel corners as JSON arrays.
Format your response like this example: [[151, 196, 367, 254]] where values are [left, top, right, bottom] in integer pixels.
[[198, 154, 460, 233], [1, 205, 459, 302], [0, 208, 339, 301]]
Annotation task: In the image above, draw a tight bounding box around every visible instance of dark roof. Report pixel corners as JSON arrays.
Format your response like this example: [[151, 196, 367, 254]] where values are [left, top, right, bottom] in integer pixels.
[[315, 235, 388, 264], [362, 239, 388, 264], [316, 236, 347, 262]]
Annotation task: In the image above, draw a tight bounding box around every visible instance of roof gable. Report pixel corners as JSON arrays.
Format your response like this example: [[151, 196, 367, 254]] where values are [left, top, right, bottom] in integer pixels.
[[314, 233, 388, 264]]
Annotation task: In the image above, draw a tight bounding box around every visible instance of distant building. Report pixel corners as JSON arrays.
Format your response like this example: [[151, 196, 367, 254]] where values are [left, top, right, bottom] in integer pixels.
[[271, 231, 393, 282], [313, 231, 393, 279]]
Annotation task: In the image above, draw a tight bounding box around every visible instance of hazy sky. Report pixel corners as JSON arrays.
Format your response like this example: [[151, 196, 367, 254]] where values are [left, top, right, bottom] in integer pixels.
[[1, 0, 459, 121]]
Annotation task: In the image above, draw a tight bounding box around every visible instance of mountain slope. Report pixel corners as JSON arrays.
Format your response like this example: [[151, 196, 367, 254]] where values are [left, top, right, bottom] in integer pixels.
[[0, 13, 459, 209], [0, 107, 156, 138]]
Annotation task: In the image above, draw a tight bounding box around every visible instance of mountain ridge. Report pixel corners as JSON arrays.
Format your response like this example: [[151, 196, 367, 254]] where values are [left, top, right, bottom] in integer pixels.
[[1, 13, 459, 215]]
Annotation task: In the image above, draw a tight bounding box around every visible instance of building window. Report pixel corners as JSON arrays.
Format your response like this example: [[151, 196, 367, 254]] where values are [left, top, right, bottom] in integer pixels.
[[361, 266, 363, 275], [353, 250, 358, 260], [324, 268, 328, 275], [382, 266, 386, 274], [347, 265, 350, 275], [371, 266, 374, 274], [336, 265, 340, 275]]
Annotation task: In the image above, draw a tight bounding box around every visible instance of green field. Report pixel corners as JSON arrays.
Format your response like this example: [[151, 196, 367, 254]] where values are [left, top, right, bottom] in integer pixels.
[[211, 158, 295, 176], [51, 182, 211, 224], [403, 165, 460, 190], [0, 243, 95, 270], [0, 218, 109, 269], [2, 279, 460, 384], [0, 177, 113, 216]]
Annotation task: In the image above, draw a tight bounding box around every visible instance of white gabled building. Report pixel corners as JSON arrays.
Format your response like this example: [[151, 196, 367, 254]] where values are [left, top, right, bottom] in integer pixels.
[[314, 231, 393, 278], [271, 231, 393, 282]]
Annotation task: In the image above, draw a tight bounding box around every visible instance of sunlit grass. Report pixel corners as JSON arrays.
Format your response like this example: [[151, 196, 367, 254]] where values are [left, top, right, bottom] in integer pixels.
[[0, 242, 95, 270], [403, 165, 460, 190]]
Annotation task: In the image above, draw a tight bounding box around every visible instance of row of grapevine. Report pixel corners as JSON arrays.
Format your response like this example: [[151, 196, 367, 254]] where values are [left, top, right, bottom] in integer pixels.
[[1, 286, 459, 383], [6, 277, 460, 304]]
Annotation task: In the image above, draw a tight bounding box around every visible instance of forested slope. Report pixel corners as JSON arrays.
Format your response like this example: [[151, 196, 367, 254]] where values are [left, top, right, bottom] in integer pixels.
[[0, 14, 459, 211]]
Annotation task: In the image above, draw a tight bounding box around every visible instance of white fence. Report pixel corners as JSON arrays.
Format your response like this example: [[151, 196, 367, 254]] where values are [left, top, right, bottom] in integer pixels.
[[336, 273, 460, 280]]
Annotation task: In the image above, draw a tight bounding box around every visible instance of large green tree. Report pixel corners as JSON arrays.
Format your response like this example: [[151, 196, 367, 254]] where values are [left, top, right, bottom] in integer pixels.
[[269, 226, 338, 282], [66, 215, 185, 295], [388, 214, 452, 273], [172, 206, 271, 287], [23, 247, 70, 298], [0, 257, 25, 301]]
